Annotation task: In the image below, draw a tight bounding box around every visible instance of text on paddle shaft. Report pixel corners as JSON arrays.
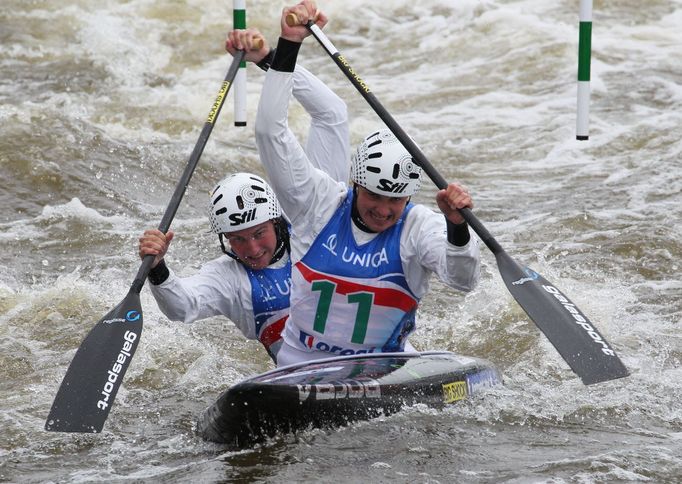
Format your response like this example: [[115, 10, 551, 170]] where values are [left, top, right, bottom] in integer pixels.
[[207, 81, 230, 124], [542, 284, 616, 356], [337, 55, 370, 93], [97, 330, 137, 411]]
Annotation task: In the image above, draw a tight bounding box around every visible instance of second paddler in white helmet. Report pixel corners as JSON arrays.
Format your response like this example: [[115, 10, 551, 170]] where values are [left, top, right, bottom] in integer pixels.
[[137, 25, 350, 364]]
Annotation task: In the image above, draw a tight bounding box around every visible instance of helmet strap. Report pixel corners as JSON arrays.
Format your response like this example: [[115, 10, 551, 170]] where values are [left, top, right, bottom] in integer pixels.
[[351, 185, 377, 233], [218, 234, 240, 261], [269, 217, 290, 265]]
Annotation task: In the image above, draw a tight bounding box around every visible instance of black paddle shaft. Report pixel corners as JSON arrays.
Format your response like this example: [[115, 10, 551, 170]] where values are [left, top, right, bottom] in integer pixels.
[[131, 49, 247, 294], [45, 51, 246, 433], [302, 24, 503, 255], [301, 21, 628, 385]]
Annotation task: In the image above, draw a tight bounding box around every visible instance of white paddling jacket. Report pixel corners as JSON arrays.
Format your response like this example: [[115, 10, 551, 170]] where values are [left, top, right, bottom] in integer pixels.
[[255, 59, 481, 366], [148, 65, 350, 364]]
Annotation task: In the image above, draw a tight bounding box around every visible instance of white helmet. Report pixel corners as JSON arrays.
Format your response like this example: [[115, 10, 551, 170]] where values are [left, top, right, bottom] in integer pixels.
[[351, 129, 422, 197], [208, 173, 282, 233]]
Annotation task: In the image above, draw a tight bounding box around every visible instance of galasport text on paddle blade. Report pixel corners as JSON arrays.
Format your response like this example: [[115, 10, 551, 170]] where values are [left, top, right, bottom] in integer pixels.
[[45, 292, 141, 432], [496, 252, 629, 385]]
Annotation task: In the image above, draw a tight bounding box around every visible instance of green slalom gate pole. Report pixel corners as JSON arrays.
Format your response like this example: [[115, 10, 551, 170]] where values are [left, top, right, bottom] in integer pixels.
[[576, 0, 592, 140], [234, 0, 247, 127]]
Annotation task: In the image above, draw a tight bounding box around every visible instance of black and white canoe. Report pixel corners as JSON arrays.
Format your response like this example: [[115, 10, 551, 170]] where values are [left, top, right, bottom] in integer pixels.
[[197, 351, 502, 447]]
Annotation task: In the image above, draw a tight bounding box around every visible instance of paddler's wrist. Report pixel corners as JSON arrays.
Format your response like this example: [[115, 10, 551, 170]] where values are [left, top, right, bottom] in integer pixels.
[[256, 48, 276, 71], [271, 37, 301, 72], [148, 259, 170, 285], [446, 219, 471, 247]]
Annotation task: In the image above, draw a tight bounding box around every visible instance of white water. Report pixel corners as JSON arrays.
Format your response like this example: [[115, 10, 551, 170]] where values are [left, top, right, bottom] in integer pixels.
[[1, 0, 681, 482]]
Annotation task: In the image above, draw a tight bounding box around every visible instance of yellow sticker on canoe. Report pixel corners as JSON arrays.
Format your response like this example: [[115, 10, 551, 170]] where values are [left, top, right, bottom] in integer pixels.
[[442, 381, 468, 404]]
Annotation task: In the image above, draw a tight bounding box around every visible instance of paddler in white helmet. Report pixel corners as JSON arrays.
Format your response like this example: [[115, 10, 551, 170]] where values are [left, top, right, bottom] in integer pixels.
[[254, 0, 481, 366], [138, 27, 349, 364]]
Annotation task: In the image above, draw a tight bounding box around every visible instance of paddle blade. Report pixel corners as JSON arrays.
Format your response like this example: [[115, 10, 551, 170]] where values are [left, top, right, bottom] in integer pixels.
[[45, 291, 143, 433], [495, 251, 629, 385]]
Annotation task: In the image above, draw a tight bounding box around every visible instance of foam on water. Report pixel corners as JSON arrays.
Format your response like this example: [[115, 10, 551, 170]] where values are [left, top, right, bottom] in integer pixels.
[[1, 0, 681, 481]]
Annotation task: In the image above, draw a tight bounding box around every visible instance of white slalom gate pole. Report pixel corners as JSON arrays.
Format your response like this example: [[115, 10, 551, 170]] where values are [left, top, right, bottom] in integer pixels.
[[234, 0, 247, 127], [576, 0, 592, 140]]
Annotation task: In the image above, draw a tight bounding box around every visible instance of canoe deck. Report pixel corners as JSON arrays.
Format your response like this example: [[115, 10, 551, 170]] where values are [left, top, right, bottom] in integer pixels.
[[197, 351, 502, 447]]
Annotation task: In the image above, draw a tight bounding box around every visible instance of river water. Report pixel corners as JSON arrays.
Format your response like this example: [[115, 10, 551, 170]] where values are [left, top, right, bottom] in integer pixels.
[[1, 0, 681, 482]]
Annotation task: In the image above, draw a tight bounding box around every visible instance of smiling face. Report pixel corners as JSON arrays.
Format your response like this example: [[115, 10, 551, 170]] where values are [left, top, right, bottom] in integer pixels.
[[354, 186, 409, 232], [225, 220, 278, 270]]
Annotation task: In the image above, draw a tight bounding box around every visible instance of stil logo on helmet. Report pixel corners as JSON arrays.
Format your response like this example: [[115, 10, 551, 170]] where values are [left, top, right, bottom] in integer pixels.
[[229, 208, 257, 226]]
